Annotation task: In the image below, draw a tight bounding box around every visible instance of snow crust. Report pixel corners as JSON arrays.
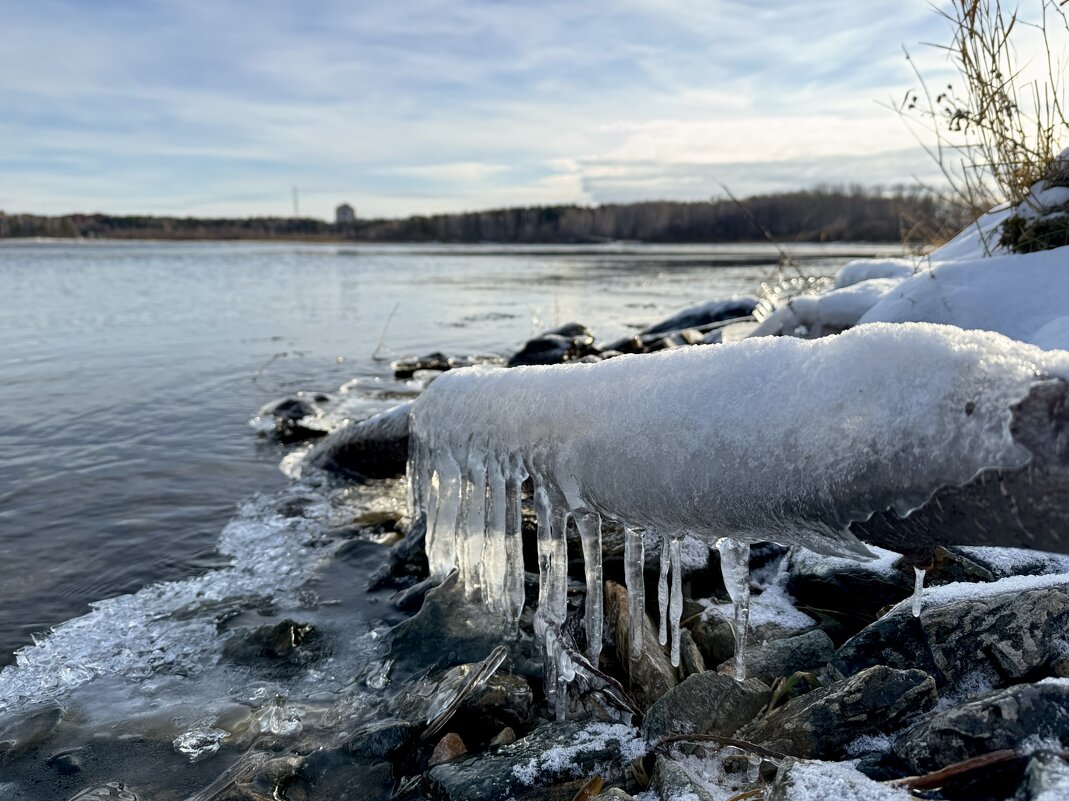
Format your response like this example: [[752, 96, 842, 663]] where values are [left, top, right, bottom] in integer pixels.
[[773, 759, 915, 800], [511, 723, 647, 785]]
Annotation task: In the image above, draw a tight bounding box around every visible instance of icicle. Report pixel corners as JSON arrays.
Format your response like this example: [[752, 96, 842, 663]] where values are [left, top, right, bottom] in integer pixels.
[[658, 535, 670, 647], [718, 537, 751, 681], [483, 456, 508, 617], [456, 443, 487, 599], [574, 511, 603, 665], [502, 457, 526, 627], [624, 526, 645, 663], [533, 476, 568, 626], [427, 451, 460, 581], [912, 566, 926, 617], [746, 753, 762, 783], [669, 537, 683, 668]]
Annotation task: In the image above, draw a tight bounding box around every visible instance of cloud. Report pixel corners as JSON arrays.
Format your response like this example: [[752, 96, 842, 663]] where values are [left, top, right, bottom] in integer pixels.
[[0, 0, 1006, 217]]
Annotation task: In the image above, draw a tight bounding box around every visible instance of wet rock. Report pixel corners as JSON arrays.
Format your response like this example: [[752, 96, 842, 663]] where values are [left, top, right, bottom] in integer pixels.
[[605, 580, 677, 709], [678, 629, 706, 678], [222, 619, 321, 665], [641, 671, 771, 743], [0, 701, 63, 764], [256, 394, 328, 444], [304, 401, 411, 480], [640, 298, 758, 338], [719, 630, 835, 684], [649, 755, 715, 801], [508, 323, 596, 367], [425, 721, 642, 801], [895, 681, 1069, 774], [1015, 750, 1069, 801], [742, 666, 937, 760], [389, 573, 532, 675], [393, 352, 453, 378], [429, 732, 468, 766], [368, 516, 429, 592], [345, 719, 413, 759], [835, 582, 1069, 689], [292, 747, 393, 801]]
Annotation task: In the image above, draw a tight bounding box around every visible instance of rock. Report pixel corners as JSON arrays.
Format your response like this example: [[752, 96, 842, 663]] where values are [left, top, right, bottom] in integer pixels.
[[368, 516, 429, 592], [345, 720, 413, 759], [425, 721, 643, 801], [1015, 750, 1069, 801], [677, 629, 706, 678], [46, 749, 83, 775], [604, 580, 677, 709], [222, 619, 322, 666], [641, 671, 771, 743], [768, 758, 911, 801], [304, 401, 411, 480], [742, 666, 937, 760], [719, 630, 835, 684], [66, 784, 141, 801], [490, 727, 517, 746], [256, 394, 328, 444], [508, 323, 596, 367], [0, 702, 63, 764], [895, 681, 1069, 774], [388, 572, 535, 677], [687, 614, 736, 668], [292, 747, 393, 801], [429, 733, 468, 766], [649, 755, 715, 801], [591, 790, 635, 801], [393, 352, 452, 378], [640, 298, 758, 338], [835, 582, 1069, 689]]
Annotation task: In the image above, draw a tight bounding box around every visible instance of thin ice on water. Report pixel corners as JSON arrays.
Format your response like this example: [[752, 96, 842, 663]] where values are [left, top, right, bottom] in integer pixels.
[[407, 324, 1069, 710]]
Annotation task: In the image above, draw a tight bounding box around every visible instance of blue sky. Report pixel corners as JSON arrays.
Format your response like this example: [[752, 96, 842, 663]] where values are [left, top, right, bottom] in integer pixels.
[[1, 0, 968, 218]]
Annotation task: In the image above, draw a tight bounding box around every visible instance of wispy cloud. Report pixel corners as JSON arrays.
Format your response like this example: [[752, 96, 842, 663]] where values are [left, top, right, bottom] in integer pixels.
[[0, 0, 1003, 217]]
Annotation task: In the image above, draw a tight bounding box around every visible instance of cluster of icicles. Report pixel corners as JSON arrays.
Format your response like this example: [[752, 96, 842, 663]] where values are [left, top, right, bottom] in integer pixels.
[[405, 441, 937, 722], [407, 435, 782, 719]]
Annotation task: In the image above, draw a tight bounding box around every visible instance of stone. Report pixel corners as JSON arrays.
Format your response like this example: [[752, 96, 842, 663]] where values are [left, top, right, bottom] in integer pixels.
[[742, 666, 937, 760], [895, 681, 1069, 774], [835, 583, 1069, 689], [490, 727, 517, 747], [687, 614, 736, 669], [677, 629, 706, 678], [304, 401, 411, 480], [640, 298, 758, 338], [720, 630, 834, 684], [291, 748, 393, 801], [508, 323, 596, 367], [345, 719, 413, 759], [393, 352, 453, 378], [222, 619, 321, 666], [605, 580, 677, 709], [426, 721, 642, 801], [641, 671, 771, 743], [429, 733, 468, 766], [649, 755, 716, 801], [256, 394, 328, 444], [46, 749, 83, 775]]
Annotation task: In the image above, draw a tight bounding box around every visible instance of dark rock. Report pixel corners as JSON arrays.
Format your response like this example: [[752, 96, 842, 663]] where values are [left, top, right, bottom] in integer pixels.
[[687, 613, 737, 669], [345, 720, 413, 759], [256, 394, 328, 444], [393, 352, 453, 378], [508, 323, 596, 367], [719, 630, 834, 684], [0, 702, 63, 764], [852, 750, 910, 782], [895, 681, 1069, 774], [292, 747, 393, 801], [490, 727, 517, 747], [368, 517, 429, 592], [641, 671, 771, 743], [1015, 750, 1069, 801], [429, 732, 468, 766], [678, 629, 706, 678], [835, 582, 1069, 689], [393, 576, 435, 612], [742, 665, 937, 760], [640, 298, 758, 338], [649, 755, 715, 801], [305, 401, 411, 480], [425, 721, 641, 801], [222, 619, 321, 666], [46, 749, 83, 775], [605, 580, 677, 710]]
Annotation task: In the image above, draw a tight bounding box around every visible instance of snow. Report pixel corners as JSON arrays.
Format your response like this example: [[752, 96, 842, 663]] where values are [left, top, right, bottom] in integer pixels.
[[750, 278, 903, 338], [789, 544, 903, 577], [773, 759, 915, 800], [888, 571, 1069, 617], [834, 258, 916, 288], [925, 206, 1011, 261], [511, 723, 647, 785], [955, 546, 1069, 577], [859, 248, 1069, 350]]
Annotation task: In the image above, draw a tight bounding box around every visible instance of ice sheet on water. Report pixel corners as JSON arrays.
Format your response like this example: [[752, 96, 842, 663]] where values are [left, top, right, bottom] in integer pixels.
[[0, 479, 391, 717]]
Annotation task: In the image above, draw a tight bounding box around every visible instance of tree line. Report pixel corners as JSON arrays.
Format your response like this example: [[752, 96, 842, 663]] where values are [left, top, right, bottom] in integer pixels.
[[0, 187, 968, 245]]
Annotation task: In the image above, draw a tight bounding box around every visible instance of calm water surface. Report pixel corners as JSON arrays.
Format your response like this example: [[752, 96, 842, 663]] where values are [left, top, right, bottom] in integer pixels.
[[0, 240, 899, 665]]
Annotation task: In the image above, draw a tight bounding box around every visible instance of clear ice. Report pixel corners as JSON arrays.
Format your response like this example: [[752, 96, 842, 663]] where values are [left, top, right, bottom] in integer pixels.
[[407, 324, 1068, 709], [912, 567, 926, 618]]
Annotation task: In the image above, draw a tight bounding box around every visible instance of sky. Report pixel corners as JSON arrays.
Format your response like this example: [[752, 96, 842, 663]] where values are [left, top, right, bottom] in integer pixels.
[[0, 0, 988, 219]]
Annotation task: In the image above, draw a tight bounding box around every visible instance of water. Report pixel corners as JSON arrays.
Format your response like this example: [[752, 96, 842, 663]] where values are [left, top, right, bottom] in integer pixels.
[[0, 239, 896, 794]]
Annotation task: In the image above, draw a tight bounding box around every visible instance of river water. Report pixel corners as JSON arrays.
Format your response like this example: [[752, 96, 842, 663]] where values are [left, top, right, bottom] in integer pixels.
[[0, 240, 897, 797]]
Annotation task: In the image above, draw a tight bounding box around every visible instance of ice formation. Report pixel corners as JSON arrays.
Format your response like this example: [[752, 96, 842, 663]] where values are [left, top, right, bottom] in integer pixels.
[[408, 323, 1069, 715]]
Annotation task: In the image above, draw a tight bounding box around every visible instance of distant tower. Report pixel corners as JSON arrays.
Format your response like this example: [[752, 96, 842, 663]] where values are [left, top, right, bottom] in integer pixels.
[[335, 203, 356, 225]]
